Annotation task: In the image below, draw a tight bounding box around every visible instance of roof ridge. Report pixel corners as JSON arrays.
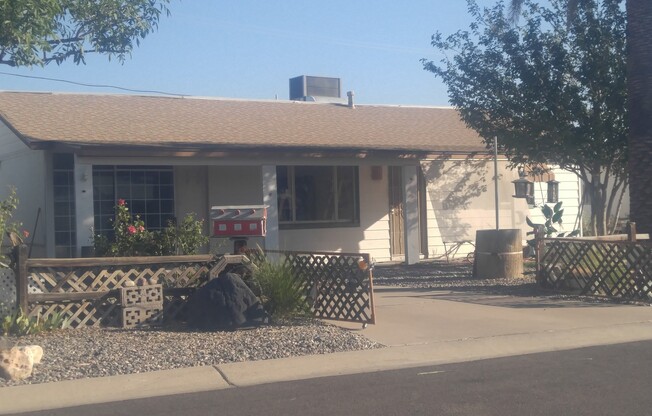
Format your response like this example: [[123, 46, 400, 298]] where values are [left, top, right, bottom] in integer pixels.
[[0, 90, 456, 109]]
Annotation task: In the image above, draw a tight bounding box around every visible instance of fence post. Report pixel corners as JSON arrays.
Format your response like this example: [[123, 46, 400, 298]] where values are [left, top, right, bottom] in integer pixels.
[[626, 222, 637, 242], [534, 228, 545, 285], [14, 244, 29, 314]]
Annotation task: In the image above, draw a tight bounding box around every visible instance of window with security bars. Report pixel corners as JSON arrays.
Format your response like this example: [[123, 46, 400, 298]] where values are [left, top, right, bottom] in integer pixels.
[[93, 166, 175, 239], [53, 154, 76, 257], [276, 166, 359, 228]]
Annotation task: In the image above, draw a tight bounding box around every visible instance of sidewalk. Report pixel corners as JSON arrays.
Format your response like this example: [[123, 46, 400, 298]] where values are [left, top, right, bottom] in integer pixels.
[[2, 287, 652, 414]]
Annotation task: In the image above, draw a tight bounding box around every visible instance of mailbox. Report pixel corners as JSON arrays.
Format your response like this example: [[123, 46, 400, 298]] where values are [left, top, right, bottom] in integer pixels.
[[211, 205, 267, 237]]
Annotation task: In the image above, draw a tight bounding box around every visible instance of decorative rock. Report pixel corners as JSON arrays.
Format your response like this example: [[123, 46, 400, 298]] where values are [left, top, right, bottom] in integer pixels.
[[187, 272, 269, 330], [123, 280, 136, 287], [0, 347, 34, 381], [19, 345, 44, 365]]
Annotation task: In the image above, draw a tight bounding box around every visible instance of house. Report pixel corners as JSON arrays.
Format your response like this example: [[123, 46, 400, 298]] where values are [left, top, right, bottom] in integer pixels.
[[0, 87, 582, 264]]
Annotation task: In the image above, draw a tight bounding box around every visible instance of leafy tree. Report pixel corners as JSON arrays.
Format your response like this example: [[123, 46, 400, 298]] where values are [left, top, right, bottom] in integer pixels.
[[0, 0, 170, 67], [423, 0, 627, 235], [510, 0, 652, 234]]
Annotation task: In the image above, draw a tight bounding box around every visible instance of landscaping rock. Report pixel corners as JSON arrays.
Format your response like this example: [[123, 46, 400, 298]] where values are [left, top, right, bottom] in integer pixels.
[[0, 347, 34, 381], [187, 272, 269, 330], [19, 345, 44, 365]]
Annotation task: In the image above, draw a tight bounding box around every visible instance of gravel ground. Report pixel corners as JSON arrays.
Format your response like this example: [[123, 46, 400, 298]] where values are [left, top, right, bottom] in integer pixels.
[[3, 260, 644, 387], [1, 317, 380, 387]]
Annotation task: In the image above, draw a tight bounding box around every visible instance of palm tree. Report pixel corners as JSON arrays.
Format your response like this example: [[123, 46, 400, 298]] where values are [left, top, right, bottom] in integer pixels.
[[625, 0, 652, 235], [511, 0, 652, 233]]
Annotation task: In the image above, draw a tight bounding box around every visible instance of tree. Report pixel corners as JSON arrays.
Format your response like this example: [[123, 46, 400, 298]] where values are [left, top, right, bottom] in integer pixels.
[[510, 0, 652, 234], [0, 0, 170, 67], [423, 0, 627, 235], [625, 0, 652, 235]]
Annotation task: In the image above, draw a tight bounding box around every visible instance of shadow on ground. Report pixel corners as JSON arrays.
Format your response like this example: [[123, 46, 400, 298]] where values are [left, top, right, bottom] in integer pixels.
[[372, 261, 642, 309]]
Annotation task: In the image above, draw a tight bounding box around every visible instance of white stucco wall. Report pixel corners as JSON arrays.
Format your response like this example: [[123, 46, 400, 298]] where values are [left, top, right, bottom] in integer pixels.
[[526, 167, 582, 235], [0, 124, 48, 257], [420, 158, 581, 260]]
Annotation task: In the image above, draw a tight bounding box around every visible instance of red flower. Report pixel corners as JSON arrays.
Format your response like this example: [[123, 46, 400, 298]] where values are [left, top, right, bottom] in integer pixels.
[[22, 230, 30, 238], [118, 199, 126, 206], [127, 225, 137, 234]]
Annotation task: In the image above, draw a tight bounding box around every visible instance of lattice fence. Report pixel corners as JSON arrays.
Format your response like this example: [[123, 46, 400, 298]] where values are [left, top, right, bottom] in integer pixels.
[[538, 238, 652, 300], [14, 246, 219, 328], [246, 250, 375, 325], [12, 245, 375, 328]]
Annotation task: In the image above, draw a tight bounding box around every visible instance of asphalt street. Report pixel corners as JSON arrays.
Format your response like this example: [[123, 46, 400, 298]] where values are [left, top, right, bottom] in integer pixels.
[[13, 340, 652, 416]]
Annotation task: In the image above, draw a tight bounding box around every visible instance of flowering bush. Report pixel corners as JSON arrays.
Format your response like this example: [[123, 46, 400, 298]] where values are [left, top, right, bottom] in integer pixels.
[[93, 200, 208, 257], [0, 187, 27, 268]]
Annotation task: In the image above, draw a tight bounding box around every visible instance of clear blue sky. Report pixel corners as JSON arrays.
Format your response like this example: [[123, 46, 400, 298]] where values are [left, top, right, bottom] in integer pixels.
[[0, 0, 499, 106]]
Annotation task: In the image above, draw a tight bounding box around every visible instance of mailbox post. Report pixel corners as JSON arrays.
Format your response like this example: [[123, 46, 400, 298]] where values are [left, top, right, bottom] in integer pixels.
[[210, 205, 268, 253]]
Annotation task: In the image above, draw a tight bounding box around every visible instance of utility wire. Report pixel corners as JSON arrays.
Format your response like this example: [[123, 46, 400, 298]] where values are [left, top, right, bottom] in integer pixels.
[[0, 71, 187, 97]]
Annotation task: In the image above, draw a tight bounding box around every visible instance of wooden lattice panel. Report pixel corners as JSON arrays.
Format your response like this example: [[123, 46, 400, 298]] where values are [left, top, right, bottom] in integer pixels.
[[539, 238, 652, 300], [21, 256, 216, 328], [247, 250, 375, 325], [29, 296, 121, 327]]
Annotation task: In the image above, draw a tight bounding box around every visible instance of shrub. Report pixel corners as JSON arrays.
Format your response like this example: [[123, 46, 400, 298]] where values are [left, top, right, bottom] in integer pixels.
[[93, 200, 208, 257], [157, 213, 209, 255], [253, 261, 310, 318], [1, 309, 69, 336], [0, 187, 22, 267]]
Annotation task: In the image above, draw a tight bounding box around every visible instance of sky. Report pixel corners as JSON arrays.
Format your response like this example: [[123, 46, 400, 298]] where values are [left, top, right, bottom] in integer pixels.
[[0, 0, 500, 106]]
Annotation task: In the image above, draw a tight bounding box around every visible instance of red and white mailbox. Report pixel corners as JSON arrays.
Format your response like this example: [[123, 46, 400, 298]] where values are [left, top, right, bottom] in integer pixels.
[[211, 205, 267, 237]]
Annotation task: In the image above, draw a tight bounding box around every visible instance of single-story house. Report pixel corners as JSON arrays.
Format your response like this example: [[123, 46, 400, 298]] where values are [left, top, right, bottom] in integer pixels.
[[0, 89, 581, 264]]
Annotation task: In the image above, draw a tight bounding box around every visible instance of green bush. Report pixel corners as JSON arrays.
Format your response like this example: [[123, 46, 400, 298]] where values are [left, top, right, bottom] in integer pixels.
[[0, 186, 23, 267], [253, 261, 310, 318], [93, 200, 208, 257], [1, 309, 69, 336]]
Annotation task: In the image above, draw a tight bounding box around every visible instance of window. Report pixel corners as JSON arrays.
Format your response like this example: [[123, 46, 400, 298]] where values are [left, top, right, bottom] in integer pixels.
[[93, 166, 175, 239], [277, 166, 359, 228], [53, 154, 76, 257]]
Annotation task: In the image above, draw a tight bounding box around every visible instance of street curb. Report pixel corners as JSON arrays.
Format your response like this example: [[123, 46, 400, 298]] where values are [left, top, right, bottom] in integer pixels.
[[2, 320, 652, 414], [0, 365, 229, 415]]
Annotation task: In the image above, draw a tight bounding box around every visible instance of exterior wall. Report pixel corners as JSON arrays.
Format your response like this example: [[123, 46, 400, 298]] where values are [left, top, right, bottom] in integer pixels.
[[207, 166, 263, 206], [420, 158, 581, 260], [526, 167, 582, 235], [207, 166, 266, 254], [174, 165, 209, 231], [278, 165, 392, 262], [0, 124, 49, 257]]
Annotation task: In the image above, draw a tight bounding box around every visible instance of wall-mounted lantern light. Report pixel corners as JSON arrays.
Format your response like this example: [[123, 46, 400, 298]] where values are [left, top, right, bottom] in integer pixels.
[[547, 180, 560, 203]]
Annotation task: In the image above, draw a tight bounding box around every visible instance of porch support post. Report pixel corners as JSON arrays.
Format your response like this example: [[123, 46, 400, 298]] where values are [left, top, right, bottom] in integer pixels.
[[74, 158, 94, 257], [402, 165, 420, 265], [262, 165, 279, 252]]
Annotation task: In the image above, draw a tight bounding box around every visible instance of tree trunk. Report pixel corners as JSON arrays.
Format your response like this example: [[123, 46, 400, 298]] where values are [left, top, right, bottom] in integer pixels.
[[627, 0, 652, 234]]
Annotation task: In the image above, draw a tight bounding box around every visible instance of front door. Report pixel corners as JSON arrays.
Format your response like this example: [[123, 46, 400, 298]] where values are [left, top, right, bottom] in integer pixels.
[[388, 166, 404, 258]]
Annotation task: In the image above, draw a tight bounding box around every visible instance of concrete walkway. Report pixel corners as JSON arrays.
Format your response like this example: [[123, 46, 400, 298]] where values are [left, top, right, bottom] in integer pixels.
[[2, 287, 652, 414]]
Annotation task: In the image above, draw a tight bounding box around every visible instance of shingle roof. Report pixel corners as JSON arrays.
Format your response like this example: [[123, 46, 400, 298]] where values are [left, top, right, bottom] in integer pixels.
[[0, 91, 487, 153]]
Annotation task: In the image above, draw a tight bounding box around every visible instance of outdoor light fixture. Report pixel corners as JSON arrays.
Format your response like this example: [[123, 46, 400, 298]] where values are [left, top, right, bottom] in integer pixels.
[[547, 179, 560, 203], [512, 168, 535, 205]]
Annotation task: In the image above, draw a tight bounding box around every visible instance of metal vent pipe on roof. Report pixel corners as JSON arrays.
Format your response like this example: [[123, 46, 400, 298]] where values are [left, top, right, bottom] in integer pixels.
[[347, 90, 355, 108]]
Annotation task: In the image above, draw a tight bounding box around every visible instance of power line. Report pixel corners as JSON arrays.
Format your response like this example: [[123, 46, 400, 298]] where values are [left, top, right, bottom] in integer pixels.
[[0, 71, 187, 97]]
